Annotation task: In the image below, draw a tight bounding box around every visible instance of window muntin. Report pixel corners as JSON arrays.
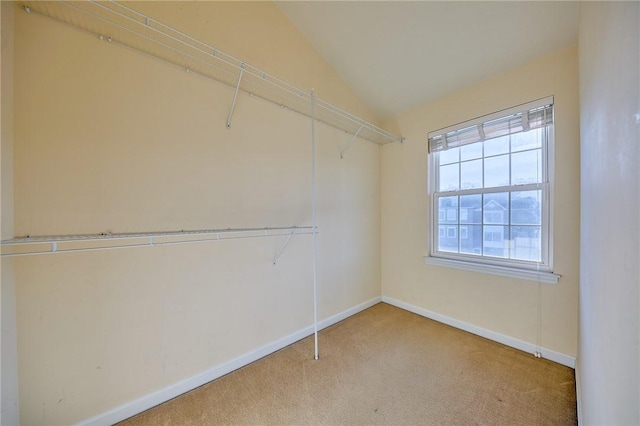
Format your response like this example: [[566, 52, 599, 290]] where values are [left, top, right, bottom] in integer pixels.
[[429, 99, 553, 271]]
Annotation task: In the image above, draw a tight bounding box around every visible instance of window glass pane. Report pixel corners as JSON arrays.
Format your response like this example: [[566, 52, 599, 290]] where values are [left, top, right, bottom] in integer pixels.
[[483, 193, 509, 224], [511, 225, 541, 261], [460, 225, 481, 255], [511, 190, 541, 225], [483, 225, 509, 258], [461, 142, 482, 161], [484, 155, 509, 188], [460, 226, 469, 239], [460, 159, 482, 189], [460, 208, 468, 222], [438, 196, 458, 224], [439, 163, 459, 191], [460, 194, 481, 224], [511, 150, 542, 185], [447, 226, 457, 239], [438, 225, 459, 253], [512, 128, 542, 152], [484, 135, 509, 157], [439, 147, 459, 165]]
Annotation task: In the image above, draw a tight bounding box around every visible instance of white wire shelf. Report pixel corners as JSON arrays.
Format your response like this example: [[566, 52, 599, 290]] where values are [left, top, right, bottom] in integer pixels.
[[0, 226, 315, 257], [22, 1, 403, 146]]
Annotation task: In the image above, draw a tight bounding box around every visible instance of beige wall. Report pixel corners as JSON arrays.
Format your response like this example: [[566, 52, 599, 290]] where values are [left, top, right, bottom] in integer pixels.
[[1, 1, 20, 424], [381, 46, 580, 358], [578, 2, 639, 423], [0, 1, 13, 239], [128, 1, 380, 127], [13, 3, 381, 424], [8, 1, 588, 423]]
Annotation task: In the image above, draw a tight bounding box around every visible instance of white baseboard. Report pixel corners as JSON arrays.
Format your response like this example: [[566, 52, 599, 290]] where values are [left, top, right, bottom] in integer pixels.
[[382, 296, 576, 369], [316, 296, 382, 330], [79, 296, 382, 426]]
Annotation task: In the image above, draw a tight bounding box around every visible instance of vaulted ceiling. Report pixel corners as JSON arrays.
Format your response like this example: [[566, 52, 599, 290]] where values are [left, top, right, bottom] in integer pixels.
[[276, 1, 579, 120]]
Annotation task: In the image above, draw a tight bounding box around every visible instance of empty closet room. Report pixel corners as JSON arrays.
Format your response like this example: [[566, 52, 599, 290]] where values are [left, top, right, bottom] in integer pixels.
[[1, 1, 638, 425]]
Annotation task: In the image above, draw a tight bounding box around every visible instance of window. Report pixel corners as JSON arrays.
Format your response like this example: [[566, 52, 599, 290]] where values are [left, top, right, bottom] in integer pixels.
[[427, 97, 555, 277]]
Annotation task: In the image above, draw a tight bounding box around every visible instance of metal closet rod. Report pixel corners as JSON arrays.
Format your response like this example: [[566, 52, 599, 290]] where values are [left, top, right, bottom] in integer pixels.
[[0, 226, 316, 257], [23, 0, 403, 145]]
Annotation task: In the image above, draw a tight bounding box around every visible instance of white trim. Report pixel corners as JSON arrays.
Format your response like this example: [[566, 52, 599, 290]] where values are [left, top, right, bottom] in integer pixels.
[[381, 296, 575, 369], [545, 125, 556, 273], [77, 296, 381, 426], [424, 256, 560, 284]]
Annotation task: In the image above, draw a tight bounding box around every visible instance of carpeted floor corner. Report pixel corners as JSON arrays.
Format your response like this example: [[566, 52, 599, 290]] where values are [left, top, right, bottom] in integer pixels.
[[119, 302, 577, 425]]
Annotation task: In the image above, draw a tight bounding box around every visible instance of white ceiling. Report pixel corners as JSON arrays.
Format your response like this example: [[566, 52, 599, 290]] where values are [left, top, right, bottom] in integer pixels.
[[276, 1, 579, 120]]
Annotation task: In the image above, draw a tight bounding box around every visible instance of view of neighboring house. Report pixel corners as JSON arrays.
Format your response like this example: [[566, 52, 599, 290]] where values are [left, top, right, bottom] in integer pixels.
[[438, 192, 541, 261]]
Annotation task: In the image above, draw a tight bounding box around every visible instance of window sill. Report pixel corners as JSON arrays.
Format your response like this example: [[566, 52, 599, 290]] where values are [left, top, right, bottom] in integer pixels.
[[423, 256, 560, 284]]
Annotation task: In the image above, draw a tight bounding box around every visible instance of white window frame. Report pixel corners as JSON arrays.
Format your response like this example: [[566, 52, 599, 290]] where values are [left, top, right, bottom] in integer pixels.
[[425, 97, 559, 284]]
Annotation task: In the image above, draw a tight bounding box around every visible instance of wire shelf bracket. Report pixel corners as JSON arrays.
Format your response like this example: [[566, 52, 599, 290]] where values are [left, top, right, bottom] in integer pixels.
[[340, 124, 364, 159], [21, 1, 404, 146], [272, 230, 294, 265], [226, 63, 245, 129]]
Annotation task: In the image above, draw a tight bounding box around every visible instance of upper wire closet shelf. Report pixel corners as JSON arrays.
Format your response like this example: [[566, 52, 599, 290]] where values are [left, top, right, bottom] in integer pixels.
[[22, 0, 403, 146]]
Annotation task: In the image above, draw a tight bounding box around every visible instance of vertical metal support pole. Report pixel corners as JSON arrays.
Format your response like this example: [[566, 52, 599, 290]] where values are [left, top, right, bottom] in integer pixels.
[[311, 89, 319, 360], [226, 64, 245, 128]]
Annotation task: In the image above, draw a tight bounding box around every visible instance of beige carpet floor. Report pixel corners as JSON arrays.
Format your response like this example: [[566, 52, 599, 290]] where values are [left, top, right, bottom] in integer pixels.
[[120, 303, 577, 425]]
